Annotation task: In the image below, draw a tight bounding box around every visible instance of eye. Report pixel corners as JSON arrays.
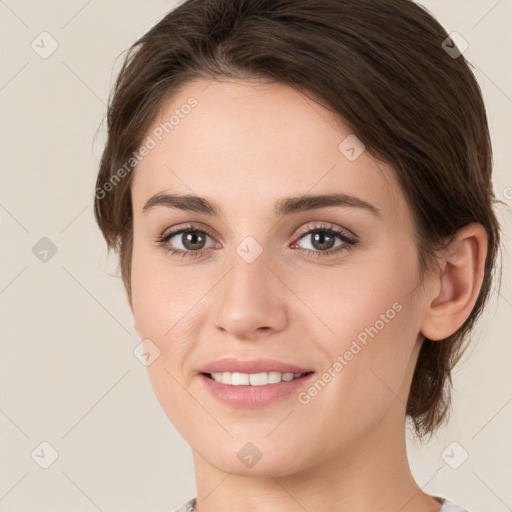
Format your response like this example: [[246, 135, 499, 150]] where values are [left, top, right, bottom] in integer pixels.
[[156, 224, 217, 258], [292, 223, 357, 257]]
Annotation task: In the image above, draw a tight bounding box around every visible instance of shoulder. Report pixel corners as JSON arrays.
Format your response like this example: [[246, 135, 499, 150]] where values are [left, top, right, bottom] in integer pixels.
[[168, 496, 470, 512], [436, 496, 471, 512], [169, 497, 197, 512]]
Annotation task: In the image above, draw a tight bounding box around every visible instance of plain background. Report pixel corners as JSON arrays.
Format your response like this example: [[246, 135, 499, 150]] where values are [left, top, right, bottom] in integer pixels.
[[0, 1, 510, 511]]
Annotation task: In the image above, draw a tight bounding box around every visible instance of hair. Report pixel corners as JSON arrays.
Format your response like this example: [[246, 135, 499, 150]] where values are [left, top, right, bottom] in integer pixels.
[[94, 0, 502, 441]]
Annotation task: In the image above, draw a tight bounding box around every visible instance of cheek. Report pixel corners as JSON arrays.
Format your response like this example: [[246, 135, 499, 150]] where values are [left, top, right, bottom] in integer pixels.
[[130, 247, 201, 426], [130, 251, 165, 337], [298, 246, 420, 403], [305, 250, 416, 343], [130, 242, 196, 338], [130, 243, 210, 398]]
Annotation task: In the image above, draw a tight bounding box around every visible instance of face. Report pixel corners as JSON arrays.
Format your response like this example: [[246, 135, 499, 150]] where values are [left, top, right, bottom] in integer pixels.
[[130, 78, 428, 476]]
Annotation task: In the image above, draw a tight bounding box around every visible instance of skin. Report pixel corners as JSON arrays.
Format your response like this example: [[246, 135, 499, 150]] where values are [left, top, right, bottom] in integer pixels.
[[128, 78, 488, 512]]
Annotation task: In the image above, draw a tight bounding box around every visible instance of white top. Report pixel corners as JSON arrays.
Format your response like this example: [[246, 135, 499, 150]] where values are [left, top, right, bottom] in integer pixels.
[[171, 495, 469, 511]]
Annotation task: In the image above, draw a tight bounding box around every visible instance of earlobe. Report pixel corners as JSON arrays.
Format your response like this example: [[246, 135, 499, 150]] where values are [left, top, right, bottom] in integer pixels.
[[420, 223, 488, 341]]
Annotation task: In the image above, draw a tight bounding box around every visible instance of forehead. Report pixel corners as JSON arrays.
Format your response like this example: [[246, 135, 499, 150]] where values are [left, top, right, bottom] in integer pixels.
[[131, 78, 408, 224]]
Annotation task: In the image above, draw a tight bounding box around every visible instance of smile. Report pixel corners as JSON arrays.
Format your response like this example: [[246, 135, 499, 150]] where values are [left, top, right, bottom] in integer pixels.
[[205, 371, 312, 386]]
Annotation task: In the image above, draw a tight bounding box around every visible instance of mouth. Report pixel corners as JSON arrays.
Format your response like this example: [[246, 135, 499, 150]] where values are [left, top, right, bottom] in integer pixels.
[[197, 357, 316, 407], [201, 371, 315, 386], [199, 370, 316, 408]]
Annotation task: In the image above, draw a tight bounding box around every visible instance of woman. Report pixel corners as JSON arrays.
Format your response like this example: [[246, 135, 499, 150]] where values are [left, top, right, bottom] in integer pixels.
[[94, 0, 502, 510]]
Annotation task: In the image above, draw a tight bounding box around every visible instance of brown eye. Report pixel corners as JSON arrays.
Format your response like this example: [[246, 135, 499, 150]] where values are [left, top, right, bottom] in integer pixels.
[[158, 226, 217, 257], [294, 225, 356, 255], [301, 230, 338, 251], [293, 225, 359, 258], [164, 229, 213, 251]]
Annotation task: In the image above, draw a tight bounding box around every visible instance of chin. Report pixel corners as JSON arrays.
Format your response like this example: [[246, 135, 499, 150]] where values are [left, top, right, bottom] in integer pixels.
[[202, 445, 308, 478]]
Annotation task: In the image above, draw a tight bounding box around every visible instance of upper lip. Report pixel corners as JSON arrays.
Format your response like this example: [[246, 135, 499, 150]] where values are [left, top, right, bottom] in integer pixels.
[[198, 358, 314, 375]]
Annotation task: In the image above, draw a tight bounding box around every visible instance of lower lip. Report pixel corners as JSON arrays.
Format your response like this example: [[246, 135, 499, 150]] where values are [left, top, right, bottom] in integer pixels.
[[199, 373, 315, 408]]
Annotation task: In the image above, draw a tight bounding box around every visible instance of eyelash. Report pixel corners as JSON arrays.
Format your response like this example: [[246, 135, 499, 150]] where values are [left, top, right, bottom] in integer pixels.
[[155, 223, 358, 259]]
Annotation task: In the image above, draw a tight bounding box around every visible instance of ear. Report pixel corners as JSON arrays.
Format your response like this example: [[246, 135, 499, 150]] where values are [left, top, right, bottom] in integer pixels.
[[420, 223, 488, 341]]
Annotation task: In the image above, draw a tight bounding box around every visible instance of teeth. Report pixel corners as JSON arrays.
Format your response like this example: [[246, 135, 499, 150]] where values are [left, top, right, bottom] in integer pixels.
[[210, 371, 305, 386]]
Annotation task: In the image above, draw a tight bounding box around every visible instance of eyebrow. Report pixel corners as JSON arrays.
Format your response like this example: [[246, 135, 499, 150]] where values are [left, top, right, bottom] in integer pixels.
[[142, 192, 381, 219]]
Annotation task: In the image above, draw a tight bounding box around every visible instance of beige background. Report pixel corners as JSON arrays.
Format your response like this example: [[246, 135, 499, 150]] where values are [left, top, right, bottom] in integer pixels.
[[0, 1, 510, 511]]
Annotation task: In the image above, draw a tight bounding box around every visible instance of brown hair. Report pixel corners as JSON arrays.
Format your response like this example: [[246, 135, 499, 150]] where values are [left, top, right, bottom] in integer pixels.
[[94, 0, 502, 441]]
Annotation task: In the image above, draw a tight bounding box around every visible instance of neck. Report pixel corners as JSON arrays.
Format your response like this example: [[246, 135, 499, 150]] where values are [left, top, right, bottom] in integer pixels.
[[191, 410, 442, 512]]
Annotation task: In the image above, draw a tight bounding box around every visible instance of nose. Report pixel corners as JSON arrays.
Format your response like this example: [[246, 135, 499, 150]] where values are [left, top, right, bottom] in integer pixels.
[[212, 246, 289, 340]]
